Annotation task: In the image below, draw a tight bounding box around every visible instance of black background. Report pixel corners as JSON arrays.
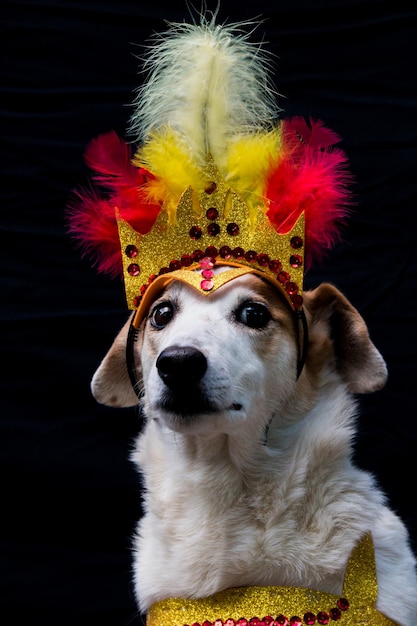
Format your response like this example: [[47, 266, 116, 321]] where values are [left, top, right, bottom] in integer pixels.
[[1, 1, 416, 625]]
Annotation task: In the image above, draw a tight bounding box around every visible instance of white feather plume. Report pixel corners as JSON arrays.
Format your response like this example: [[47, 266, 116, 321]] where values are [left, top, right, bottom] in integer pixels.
[[129, 13, 281, 168]]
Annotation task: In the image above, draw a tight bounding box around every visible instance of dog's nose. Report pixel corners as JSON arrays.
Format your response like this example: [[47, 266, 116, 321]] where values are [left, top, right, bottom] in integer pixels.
[[156, 346, 207, 389]]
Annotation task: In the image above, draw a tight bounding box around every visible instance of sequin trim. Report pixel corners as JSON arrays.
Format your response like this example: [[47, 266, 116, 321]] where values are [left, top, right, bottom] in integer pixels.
[[182, 598, 349, 626]]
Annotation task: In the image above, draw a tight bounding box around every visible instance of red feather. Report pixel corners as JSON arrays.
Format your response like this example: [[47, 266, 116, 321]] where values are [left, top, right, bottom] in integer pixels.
[[68, 132, 161, 278], [266, 117, 352, 268]]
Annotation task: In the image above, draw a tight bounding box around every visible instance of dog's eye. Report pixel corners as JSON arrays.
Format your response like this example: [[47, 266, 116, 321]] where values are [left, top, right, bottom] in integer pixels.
[[150, 302, 174, 329], [237, 302, 271, 329]]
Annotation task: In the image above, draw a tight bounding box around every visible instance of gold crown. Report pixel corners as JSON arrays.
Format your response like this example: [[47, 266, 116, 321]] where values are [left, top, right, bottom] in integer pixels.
[[117, 160, 305, 313]]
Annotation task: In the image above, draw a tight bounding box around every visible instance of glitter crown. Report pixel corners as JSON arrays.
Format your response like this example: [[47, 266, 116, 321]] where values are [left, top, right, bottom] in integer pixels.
[[118, 158, 305, 312]]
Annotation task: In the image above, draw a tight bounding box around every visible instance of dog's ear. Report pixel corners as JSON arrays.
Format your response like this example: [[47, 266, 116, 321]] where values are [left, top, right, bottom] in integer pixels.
[[303, 283, 388, 394], [90, 315, 141, 407]]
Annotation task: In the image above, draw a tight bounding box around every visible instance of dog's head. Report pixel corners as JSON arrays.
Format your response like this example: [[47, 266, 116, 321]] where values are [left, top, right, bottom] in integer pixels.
[[91, 274, 387, 438]]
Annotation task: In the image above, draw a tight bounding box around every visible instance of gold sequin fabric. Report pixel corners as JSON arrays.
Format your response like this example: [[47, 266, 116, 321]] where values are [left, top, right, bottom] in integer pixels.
[[146, 535, 398, 626]]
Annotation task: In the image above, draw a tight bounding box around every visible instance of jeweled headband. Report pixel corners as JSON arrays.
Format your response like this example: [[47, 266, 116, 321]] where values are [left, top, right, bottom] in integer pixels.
[[68, 16, 351, 384]]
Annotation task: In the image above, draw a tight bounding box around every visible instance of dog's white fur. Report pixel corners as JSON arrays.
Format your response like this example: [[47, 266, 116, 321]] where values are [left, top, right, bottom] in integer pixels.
[[91, 274, 417, 624]]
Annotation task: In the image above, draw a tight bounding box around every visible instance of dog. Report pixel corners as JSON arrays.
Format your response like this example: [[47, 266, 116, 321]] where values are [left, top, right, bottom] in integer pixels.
[[91, 270, 417, 624]]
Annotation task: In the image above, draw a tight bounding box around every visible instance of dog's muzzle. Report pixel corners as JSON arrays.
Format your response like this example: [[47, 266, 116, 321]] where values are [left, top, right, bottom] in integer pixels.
[[155, 345, 219, 416]]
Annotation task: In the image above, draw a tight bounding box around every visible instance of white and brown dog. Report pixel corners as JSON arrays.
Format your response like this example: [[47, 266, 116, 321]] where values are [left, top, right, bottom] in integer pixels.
[[68, 14, 417, 626], [92, 272, 416, 625]]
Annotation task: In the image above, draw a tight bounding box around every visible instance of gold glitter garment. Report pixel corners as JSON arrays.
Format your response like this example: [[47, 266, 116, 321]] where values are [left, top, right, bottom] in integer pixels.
[[146, 534, 398, 626]]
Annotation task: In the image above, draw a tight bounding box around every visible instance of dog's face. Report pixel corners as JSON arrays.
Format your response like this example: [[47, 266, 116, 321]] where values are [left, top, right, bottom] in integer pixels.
[[138, 273, 298, 436], [91, 275, 388, 437]]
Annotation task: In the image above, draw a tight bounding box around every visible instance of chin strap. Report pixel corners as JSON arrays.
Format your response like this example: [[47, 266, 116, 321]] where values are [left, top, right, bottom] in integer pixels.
[[296, 308, 309, 379], [126, 320, 141, 398]]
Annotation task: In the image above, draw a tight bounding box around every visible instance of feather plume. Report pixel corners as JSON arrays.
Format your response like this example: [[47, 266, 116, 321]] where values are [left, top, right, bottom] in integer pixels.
[[129, 15, 280, 170], [68, 133, 161, 277], [132, 128, 208, 222], [225, 129, 281, 218], [265, 118, 351, 268]]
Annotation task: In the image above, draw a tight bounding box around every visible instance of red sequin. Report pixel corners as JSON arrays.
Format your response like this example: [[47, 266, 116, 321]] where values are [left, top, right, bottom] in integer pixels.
[[337, 599, 349, 612], [202, 621, 212, 626], [249, 618, 260, 626], [220, 245, 232, 259], [227, 223, 240, 236], [181, 254, 193, 267], [201, 279, 214, 291], [207, 223, 221, 236], [202, 269, 214, 279], [257, 253, 270, 267], [286, 282, 298, 295], [303, 613, 316, 625], [329, 608, 341, 621], [232, 247, 245, 258], [291, 294, 304, 308], [200, 257, 214, 269], [275, 616, 288, 626], [192, 250, 204, 261], [206, 207, 219, 220], [290, 254, 303, 268], [278, 271, 290, 284], [269, 259, 282, 273], [125, 244, 138, 258], [237, 619, 248, 626], [262, 617, 274, 625], [205, 181, 217, 194], [225, 619, 236, 626], [316, 613, 329, 625], [290, 617, 302, 626], [169, 259, 182, 271], [245, 250, 258, 262], [127, 263, 140, 276], [190, 226, 202, 240], [205, 246, 218, 257], [290, 236, 303, 249]]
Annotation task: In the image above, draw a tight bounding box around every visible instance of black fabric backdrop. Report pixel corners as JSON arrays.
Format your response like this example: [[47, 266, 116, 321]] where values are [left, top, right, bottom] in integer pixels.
[[1, 1, 416, 625]]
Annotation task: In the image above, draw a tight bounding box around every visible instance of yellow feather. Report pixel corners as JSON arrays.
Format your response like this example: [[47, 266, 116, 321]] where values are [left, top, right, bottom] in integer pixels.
[[225, 129, 282, 223], [133, 129, 207, 222]]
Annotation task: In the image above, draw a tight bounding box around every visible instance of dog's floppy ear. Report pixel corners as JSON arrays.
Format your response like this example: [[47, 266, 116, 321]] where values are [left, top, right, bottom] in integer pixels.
[[91, 315, 141, 407], [303, 283, 388, 394]]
